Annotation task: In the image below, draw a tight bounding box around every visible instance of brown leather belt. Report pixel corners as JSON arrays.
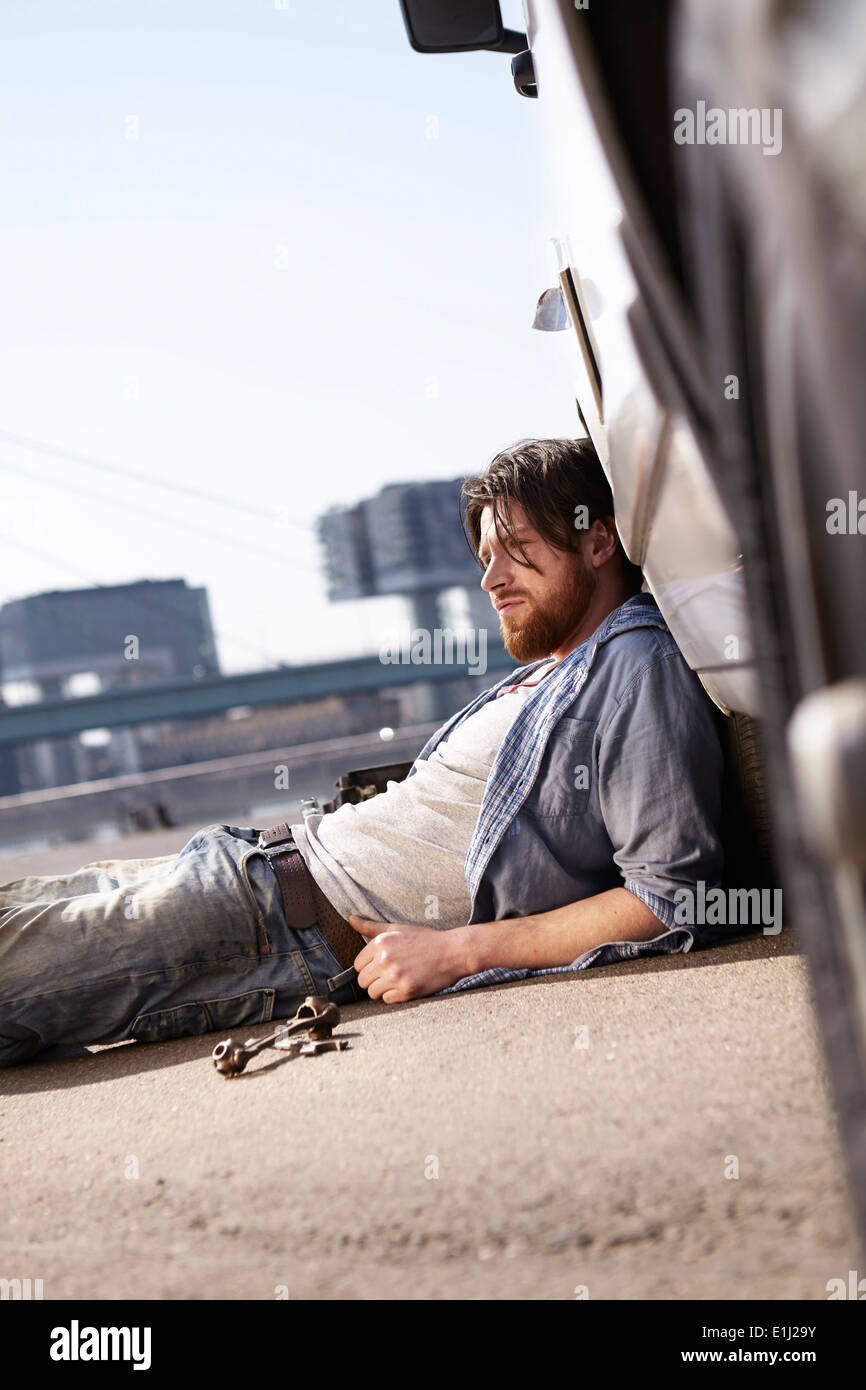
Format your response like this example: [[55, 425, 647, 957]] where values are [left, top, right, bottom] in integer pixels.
[[257, 823, 367, 972]]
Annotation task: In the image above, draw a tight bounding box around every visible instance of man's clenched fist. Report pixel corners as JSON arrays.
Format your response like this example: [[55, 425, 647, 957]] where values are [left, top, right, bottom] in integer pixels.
[[349, 917, 469, 1003]]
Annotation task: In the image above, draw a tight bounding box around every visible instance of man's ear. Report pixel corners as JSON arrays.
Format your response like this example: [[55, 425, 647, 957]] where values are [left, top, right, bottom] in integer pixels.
[[588, 516, 619, 569]]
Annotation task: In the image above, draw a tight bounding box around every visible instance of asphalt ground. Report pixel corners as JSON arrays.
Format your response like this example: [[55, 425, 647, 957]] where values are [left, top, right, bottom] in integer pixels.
[[0, 826, 860, 1300]]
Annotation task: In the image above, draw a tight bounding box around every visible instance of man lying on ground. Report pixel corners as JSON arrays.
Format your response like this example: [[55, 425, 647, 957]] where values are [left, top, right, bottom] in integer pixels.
[[0, 437, 724, 1066]]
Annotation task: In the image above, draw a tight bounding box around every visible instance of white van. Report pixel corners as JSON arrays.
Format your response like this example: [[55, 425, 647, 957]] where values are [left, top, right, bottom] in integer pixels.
[[399, 0, 866, 1253]]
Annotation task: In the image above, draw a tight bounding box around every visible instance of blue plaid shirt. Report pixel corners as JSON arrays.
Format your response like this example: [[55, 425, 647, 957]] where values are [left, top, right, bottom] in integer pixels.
[[405, 593, 725, 995]]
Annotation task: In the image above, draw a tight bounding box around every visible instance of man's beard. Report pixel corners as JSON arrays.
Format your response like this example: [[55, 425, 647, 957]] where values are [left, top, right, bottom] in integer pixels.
[[498, 557, 597, 662]]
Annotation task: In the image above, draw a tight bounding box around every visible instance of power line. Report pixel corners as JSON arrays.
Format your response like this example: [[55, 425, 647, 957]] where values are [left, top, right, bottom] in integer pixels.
[[0, 456, 317, 569], [0, 428, 313, 532]]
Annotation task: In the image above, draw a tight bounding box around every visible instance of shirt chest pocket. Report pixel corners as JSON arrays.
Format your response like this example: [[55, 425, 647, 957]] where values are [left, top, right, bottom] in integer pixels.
[[521, 715, 599, 818]]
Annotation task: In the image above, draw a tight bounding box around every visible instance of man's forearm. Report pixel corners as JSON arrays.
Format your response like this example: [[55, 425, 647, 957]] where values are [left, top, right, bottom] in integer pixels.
[[458, 887, 664, 975]]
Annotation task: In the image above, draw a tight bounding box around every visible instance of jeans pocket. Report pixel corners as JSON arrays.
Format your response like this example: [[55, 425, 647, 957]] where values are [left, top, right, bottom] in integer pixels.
[[130, 987, 276, 1044]]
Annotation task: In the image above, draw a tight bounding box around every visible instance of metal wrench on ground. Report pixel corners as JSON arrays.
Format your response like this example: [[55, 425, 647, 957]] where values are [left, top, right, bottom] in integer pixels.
[[212, 995, 348, 1076]]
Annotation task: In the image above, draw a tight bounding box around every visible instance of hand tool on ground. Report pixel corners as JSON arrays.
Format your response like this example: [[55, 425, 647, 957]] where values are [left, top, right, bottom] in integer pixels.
[[211, 995, 348, 1077]]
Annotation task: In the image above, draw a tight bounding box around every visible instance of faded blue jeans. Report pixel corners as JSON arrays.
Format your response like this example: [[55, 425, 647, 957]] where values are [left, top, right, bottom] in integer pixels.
[[0, 824, 367, 1067]]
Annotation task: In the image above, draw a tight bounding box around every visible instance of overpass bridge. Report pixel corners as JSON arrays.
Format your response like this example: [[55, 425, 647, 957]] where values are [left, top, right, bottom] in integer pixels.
[[0, 643, 513, 747]]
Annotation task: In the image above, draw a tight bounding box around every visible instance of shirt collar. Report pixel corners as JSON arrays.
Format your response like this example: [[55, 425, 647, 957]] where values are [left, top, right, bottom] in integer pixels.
[[496, 591, 667, 689]]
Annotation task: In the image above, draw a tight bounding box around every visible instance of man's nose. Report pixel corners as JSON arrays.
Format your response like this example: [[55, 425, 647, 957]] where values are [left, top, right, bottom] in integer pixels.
[[480, 555, 505, 593], [484, 542, 520, 589], [480, 537, 518, 593]]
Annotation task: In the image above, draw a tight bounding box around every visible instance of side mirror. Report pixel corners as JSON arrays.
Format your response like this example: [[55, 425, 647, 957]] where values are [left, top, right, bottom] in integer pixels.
[[399, 0, 527, 56]]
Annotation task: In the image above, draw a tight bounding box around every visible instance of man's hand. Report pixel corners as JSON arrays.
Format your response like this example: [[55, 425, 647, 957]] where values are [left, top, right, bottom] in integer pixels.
[[349, 917, 469, 1003], [350, 888, 665, 1002]]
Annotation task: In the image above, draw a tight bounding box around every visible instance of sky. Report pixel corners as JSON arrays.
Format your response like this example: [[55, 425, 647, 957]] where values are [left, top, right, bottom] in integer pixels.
[[0, 0, 584, 678]]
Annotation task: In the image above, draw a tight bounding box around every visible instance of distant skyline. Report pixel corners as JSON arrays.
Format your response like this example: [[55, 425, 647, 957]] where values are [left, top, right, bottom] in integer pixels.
[[0, 1, 586, 678]]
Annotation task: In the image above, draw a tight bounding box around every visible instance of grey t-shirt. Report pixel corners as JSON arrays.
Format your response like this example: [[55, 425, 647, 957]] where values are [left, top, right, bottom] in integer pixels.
[[290, 661, 556, 933]]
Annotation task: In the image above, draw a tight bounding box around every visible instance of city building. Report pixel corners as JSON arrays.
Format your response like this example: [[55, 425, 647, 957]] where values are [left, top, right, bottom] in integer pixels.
[[0, 579, 219, 790]]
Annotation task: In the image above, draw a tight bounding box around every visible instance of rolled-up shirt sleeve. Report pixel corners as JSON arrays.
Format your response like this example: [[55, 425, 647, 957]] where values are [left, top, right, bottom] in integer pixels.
[[623, 879, 677, 929], [598, 652, 724, 915]]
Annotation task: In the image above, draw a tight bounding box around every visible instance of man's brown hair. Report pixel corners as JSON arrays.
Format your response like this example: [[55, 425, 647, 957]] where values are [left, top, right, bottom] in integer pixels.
[[460, 437, 644, 589]]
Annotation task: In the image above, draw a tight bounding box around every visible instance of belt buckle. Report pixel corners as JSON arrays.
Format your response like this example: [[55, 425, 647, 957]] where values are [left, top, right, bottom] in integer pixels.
[[258, 824, 295, 851]]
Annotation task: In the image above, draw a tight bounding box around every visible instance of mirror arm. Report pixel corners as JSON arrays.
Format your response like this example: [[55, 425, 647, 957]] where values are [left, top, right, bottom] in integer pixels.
[[484, 28, 528, 55]]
